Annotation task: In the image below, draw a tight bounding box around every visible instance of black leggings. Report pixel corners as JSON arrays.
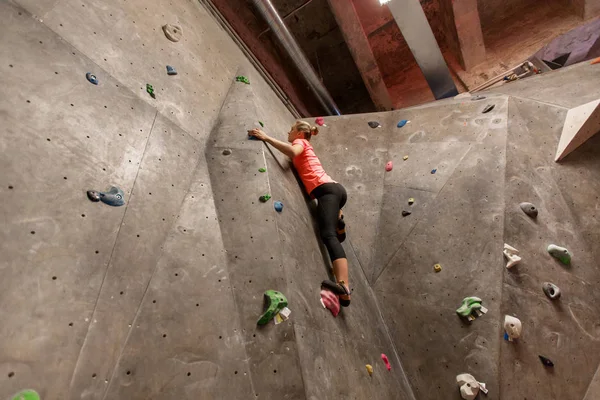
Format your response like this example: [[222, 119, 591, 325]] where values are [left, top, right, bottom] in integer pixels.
[[311, 183, 347, 262]]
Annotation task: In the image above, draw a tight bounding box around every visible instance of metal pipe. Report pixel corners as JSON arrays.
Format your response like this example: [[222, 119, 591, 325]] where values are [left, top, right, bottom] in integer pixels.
[[258, 0, 315, 38], [251, 0, 341, 116]]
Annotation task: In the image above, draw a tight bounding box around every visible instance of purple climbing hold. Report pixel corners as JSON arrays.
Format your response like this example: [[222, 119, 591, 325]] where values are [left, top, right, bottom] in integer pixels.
[[482, 104, 495, 113], [402, 210, 411, 217], [539, 355, 554, 367]]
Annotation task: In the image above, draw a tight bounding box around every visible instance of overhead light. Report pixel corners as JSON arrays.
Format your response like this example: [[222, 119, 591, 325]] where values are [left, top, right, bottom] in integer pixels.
[[379, 0, 391, 4]]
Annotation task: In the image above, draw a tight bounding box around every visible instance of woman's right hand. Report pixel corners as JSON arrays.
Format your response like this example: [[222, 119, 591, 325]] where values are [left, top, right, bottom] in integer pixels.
[[248, 128, 268, 141]]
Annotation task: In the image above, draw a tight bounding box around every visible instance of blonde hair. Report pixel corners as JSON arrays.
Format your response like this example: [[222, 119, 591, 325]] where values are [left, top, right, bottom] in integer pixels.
[[294, 120, 319, 140]]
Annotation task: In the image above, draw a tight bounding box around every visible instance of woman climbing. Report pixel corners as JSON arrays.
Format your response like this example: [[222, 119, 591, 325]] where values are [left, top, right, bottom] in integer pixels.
[[248, 121, 351, 307]]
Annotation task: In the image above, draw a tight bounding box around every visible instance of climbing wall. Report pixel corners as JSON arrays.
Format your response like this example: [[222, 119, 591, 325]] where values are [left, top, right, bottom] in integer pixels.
[[0, 0, 415, 398], [311, 60, 600, 400]]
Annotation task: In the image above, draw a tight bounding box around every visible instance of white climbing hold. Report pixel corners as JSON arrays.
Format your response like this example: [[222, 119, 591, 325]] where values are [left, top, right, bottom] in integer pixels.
[[503, 244, 521, 269], [503, 315, 522, 341], [456, 374, 483, 400], [162, 24, 182, 42]]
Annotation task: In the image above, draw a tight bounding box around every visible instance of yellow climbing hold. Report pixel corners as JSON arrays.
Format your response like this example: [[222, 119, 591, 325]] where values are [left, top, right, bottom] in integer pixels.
[[403, 155, 409, 161], [434, 263, 442, 272], [366, 364, 373, 376]]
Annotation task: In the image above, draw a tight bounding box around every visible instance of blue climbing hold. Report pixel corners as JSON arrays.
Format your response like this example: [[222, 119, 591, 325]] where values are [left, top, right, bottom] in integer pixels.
[[86, 72, 98, 85], [166, 65, 177, 75], [431, 169, 437, 174], [397, 120, 408, 128], [274, 201, 283, 212], [87, 186, 125, 207]]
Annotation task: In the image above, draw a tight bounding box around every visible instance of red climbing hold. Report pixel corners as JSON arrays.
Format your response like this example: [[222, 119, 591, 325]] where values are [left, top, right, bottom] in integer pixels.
[[320, 289, 340, 317], [381, 353, 391, 370], [385, 161, 393, 172], [315, 117, 325, 126]]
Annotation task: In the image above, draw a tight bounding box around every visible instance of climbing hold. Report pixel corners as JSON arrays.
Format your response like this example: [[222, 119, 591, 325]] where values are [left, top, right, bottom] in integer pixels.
[[235, 75, 250, 84], [11, 390, 40, 400], [385, 161, 393, 171], [162, 24, 182, 42], [381, 353, 391, 371], [365, 364, 373, 376], [503, 315, 522, 341], [85, 72, 98, 85], [166, 65, 177, 75], [315, 117, 325, 126], [397, 120, 409, 128], [542, 282, 561, 300], [259, 121, 264, 127], [259, 194, 271, 203], [547, 244, 571, 265], [368, 121, 381, 129], [257, 290, 288, 325], [456, 296, 487, 320], [274, 201, 283, 212], [503, 243, 521, 269], [456, 374, 481, 400], [590, 57, 600, 65], [519, 202, 538, 218], [539, 355, 554, 367], [408, 198, 414, 205], [258, 167, 266, 173], [87, 186, 125, 207], [403, 155, 408, 161], [431, 169, 437, 174], [482, 104, 495, 113], [146, 83, 156, 99], [471, 95, 486, 101], [320, 289, 340, 317], [434, 263, 442, 272], [222, 149, 232, 156], [401, 210, 411, 217]]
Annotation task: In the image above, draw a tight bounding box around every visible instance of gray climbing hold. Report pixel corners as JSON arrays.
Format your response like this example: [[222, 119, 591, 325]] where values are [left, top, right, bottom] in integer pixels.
[[547, 244, 571, 265], [482, 104, 495, 113], [166, 65, 177, 75], [471, 95, 486, 101], [402, 210, 411, 217], [368, 121, 380, 129], [162, 24, 182, 42], [87, 186, 125, 207], [222, 149, 232, 155], [542, 282, 561, 299], [520, 202, 538, 218]]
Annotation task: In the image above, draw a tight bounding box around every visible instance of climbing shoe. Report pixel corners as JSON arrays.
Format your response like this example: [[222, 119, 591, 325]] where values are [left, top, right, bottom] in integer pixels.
[[321, 280, 351, 307], [336, 215, 346, 243]]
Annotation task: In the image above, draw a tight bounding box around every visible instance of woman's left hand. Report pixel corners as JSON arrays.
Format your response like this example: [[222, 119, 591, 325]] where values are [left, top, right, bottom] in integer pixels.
[[248, 128, 268, 141]]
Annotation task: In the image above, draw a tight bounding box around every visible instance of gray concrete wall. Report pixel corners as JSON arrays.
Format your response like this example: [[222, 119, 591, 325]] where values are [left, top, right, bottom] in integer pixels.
[[0, 0, 414, 398]]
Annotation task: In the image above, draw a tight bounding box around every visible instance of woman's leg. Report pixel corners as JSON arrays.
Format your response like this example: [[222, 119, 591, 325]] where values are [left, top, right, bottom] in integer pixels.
[[315, 184, 350, 305]]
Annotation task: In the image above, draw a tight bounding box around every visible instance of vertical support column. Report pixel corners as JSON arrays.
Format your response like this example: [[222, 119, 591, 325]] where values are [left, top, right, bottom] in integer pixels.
[[387, 0, 458, 99], [327, 0, 393, 111], [438, 0, 486, 71]]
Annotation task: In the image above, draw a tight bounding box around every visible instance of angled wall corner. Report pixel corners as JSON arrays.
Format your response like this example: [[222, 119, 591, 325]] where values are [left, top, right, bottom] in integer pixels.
[[555, 98, 600, 161]]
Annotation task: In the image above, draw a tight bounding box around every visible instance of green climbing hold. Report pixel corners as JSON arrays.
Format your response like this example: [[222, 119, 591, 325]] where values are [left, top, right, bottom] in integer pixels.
[[258, 168, 266, 173], [259, 121, 264, 127], [146, 83, 155, 99], [236, 75, 250, 84], [259, 194, 271, 202], [547, 244, 571, 265], [456, 296, 483, 318], [257, 290, 288, 325], [11, 390, 41, 400]]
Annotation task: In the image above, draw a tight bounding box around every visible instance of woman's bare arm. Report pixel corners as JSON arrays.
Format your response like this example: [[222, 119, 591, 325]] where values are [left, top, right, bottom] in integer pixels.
[[248, 129, 303, 159]]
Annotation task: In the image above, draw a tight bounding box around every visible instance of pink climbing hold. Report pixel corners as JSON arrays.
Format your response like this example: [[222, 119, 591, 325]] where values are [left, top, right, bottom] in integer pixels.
[[315, 117, 325, 126], [385, 161, 393, 171], [381, 353, 391, 371], [320, 289, 340, 317]]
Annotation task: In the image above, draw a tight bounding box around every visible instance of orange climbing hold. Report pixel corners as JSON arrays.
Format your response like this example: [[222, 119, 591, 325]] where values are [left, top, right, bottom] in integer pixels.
[[591, 57, 600, 65]]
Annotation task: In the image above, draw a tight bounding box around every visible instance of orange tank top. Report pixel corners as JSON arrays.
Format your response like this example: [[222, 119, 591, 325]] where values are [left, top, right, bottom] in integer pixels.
[[292, 139, 334, 194]]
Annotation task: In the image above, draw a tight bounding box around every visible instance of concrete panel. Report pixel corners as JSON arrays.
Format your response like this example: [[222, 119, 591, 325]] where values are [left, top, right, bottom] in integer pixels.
[[294, 324, 415, 400], [101, 162, 254, 399], [39, 0, 247, 140], [67, 115, 203, 400], [378, 296, 500, 400]]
